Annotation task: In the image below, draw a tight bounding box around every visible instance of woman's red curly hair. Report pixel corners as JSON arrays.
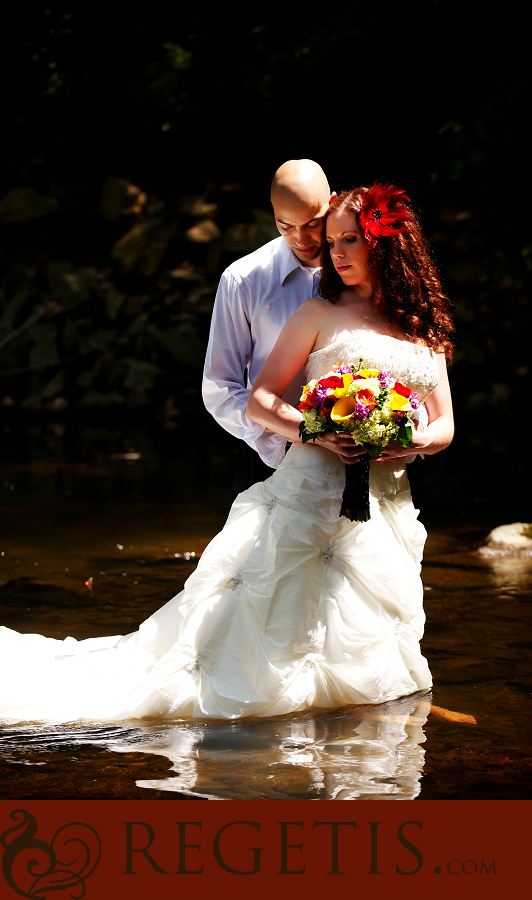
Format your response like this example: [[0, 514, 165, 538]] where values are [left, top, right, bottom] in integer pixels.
[[320, 186, 454, 360]]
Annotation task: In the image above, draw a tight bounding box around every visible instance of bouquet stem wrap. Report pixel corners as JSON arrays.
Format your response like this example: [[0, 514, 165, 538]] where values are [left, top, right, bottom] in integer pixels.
[[340, 455, 371, 523]]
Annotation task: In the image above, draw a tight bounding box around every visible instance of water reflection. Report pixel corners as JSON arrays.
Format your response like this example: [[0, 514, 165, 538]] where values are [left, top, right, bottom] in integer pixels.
[[480, 554, 532, 587], [0, 693, 430, 800]]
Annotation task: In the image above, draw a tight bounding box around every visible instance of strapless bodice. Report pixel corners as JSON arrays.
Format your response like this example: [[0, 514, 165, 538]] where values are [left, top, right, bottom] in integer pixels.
[[305, 332, 439, 401]]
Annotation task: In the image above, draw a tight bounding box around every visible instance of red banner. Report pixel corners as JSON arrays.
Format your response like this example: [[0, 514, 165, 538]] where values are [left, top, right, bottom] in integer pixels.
[[0, 800, 526, 899]]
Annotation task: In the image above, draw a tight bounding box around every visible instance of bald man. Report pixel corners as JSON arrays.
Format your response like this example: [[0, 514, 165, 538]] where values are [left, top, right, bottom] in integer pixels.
[[202, 159, 333, 503]]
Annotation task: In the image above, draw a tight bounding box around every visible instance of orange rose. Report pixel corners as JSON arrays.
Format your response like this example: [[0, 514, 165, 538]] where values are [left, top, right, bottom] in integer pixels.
[[356, 388, 377, 412]]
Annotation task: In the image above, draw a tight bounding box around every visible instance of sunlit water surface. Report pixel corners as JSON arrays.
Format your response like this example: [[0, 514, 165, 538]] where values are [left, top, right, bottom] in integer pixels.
[[1, 425, 531, 800]]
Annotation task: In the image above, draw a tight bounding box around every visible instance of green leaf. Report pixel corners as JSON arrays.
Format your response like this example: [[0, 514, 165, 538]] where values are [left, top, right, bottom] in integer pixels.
[[397, 422, 413, 448], [361, 443, 381, 459], [163, 42, 192, 70]]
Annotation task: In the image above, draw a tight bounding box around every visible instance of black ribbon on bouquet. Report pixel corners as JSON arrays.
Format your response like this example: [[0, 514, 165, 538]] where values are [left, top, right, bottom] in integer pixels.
[[340, 454, 371, 522]]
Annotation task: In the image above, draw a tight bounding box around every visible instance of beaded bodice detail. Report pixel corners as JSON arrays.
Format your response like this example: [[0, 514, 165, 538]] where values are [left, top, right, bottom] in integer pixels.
[[305, 332, 439, 401]]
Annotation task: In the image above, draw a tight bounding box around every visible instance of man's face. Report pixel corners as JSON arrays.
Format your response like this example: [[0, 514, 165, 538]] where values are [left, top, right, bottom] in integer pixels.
[[272, 198, 330, 266]]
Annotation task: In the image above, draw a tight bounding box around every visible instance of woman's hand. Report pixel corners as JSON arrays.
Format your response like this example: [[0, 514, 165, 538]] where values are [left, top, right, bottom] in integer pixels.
[[315, 431, 367, 464], [372, 420, 426, 462]]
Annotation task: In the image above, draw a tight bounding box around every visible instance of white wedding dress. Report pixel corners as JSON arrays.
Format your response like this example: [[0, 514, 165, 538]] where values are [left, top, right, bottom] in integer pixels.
[[0, 333, 439, 724]]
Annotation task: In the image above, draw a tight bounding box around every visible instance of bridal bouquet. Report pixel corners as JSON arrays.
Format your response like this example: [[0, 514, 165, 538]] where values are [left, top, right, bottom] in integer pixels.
[[298, 360, 419, 522]]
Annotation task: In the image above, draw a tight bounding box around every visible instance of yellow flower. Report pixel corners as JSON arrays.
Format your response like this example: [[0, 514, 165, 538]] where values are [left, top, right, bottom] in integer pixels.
[[331, 396, 357, 423], [332, 373, 354, 397], [390, 390, 411, 412], [358, 368, 380, 378]]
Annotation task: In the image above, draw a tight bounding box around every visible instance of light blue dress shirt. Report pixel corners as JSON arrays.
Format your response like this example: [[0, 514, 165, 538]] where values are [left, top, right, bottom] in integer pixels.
[[202, 237, 322, 468]]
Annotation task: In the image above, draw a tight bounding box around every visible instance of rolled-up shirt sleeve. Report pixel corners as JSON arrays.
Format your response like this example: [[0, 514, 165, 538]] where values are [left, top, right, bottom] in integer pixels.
[[202, 270, 266, 444]]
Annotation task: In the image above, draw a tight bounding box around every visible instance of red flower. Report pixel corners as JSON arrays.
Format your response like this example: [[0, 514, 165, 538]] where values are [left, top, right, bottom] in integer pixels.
[[393, 381, 411, 398], [359, 183, 411, 241], [298, 387, 318, 410], [321, 396, 336, 418], [319, 375, 344, 389]]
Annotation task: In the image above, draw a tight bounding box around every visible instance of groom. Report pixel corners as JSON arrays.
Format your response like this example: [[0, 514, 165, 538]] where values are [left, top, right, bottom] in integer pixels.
[[202, 158, 356, 503]]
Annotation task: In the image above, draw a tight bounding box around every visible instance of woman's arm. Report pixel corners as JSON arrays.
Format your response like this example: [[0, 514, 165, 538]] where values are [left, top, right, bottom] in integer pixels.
[[377, 353, 454, 461], [247, 300, 367, 464], [419, 353, 454, 453], [246, 300, 322, 443]]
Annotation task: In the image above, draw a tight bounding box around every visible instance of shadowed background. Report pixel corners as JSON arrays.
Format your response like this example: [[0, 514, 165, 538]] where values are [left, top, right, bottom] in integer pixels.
[[0, 5, 529, 514]]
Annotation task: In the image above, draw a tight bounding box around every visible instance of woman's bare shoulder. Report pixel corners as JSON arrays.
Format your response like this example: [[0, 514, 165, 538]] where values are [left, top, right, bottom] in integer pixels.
[[283, 295, 330, 328], [305, 295, 332, 309], [295, 295, 332, 320]]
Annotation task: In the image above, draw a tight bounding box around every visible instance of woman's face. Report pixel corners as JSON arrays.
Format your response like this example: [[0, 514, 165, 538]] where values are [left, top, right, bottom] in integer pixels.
[[326, 208, 370, 289]]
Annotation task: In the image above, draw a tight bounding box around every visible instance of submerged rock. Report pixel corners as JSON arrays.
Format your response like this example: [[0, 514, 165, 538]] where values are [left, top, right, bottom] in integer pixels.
[[478, 522, 532, 557]]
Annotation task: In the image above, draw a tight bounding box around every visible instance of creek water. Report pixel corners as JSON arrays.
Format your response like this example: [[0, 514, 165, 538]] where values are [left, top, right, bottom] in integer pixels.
[[1, 421, 530, 801]]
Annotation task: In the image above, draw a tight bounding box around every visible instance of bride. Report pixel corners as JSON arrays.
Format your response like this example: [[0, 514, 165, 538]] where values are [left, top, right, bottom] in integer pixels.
[[0, 183, 454, 724]]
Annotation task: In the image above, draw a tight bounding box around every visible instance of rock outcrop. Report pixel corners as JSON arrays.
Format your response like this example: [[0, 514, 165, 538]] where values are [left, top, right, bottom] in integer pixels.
[[478, 523, 532, 557]]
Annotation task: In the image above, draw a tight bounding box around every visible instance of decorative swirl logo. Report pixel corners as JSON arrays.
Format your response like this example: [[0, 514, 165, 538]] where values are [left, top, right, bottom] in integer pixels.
[[1, 809, 101, 898]]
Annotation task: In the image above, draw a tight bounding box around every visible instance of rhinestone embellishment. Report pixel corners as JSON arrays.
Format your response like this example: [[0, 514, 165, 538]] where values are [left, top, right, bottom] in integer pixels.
[[229, 572, 243, 590], [266, 497, 277, 514], [321, 545, 334, 564], [185, 658, 200, 673]]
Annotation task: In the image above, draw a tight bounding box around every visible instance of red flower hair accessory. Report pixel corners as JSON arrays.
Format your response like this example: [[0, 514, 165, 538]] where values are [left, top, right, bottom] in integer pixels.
[[359, 183, 411, 241]]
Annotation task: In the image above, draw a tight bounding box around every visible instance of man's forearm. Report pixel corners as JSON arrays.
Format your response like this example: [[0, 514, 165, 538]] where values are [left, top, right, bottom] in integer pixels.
[[202, 375, 266, 442]]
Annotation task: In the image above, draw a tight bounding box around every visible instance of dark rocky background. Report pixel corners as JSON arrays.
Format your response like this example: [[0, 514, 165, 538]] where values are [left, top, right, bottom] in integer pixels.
[[0, 6, 529, 516]]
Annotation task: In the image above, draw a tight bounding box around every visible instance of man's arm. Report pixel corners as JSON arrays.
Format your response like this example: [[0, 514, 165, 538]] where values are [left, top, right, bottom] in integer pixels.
[[202, 269, 266, 443]]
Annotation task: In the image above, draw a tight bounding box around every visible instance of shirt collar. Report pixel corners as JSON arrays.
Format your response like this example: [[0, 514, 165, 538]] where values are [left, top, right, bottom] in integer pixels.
[[278, 237, 321, 286]]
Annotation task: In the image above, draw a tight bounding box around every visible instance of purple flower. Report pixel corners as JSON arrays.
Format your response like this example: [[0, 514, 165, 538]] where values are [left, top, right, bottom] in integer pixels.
[[334, 364, 352, 374], [378, 371, 395, 388], [410, 392, 420, 410], [353, 401, 370, 420]]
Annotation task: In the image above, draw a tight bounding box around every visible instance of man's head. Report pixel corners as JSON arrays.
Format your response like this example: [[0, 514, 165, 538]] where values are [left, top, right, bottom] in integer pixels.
[[271, 159, 333, 266]]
